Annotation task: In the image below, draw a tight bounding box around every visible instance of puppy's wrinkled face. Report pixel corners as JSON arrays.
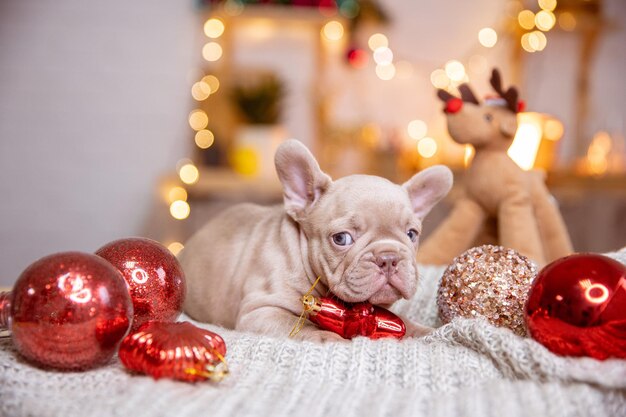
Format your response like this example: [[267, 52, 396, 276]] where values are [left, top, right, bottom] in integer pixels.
[[275, 139, 453, 307], [301, 176, 420, 305]]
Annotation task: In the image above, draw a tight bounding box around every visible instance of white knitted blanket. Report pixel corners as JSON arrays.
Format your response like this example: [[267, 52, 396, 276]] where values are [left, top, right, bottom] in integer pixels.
[[2, 250, 626, 417]]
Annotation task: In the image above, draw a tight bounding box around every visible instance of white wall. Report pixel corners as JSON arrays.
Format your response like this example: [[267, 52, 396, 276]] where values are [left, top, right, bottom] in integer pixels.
[[0, 0, 199, 286]]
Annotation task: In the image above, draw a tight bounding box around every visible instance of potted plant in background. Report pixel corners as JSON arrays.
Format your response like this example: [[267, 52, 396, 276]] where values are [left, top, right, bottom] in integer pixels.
[[231, 72, 287, 179]]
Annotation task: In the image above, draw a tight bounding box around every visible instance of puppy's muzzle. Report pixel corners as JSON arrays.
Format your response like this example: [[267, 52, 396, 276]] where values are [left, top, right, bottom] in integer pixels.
[[375, 252, 399, 278]]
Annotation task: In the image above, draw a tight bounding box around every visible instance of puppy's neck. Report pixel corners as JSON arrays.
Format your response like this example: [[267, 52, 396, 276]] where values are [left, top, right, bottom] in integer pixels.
[[298, 228, 329, 298]]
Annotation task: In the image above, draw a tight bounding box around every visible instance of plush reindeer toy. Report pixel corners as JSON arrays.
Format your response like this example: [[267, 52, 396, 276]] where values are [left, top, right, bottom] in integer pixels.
[[417, 68, 572, 267]]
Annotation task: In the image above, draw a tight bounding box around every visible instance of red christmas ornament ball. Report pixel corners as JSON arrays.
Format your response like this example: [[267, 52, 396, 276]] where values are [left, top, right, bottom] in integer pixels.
[[9, 252, 133, 370], [118, 321, 228, 383], [525, 253, 626, 360], [96, 237, 186, 331]]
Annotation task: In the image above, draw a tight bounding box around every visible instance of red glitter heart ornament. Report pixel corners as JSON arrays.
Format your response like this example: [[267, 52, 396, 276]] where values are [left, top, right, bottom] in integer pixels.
[[118, 321, 228, 383], [525, 253, 626, 360]]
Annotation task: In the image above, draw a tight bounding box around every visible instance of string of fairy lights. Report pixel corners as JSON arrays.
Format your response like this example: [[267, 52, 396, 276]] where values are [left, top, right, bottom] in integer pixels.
[[164, 0, 572, 254]]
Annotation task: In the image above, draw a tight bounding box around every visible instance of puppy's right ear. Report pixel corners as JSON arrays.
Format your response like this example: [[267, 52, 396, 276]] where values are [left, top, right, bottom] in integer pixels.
[[275, 139, 332, 221]]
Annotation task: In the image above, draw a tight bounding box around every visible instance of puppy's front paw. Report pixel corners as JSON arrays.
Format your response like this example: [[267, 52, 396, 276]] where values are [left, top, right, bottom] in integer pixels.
[[404, 321, 434, 338]]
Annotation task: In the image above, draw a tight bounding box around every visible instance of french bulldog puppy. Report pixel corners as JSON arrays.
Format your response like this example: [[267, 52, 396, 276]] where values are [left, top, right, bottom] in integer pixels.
[[181, 139, 453, 342]]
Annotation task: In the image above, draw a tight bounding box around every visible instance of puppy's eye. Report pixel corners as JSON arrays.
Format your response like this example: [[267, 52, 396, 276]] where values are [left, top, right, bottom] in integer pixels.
[[484, 113, 493, 123], [407, 229, 419, 242], [332, 232, 354, 246]]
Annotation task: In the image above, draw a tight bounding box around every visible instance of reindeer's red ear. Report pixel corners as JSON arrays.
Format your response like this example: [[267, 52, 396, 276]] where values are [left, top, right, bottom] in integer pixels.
[[445, 98, 463, 114], [517, 100, 526, 113]]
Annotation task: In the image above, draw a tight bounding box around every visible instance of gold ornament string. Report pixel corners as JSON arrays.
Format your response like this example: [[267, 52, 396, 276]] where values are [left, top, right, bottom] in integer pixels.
[[289, 276, 321, 338], [184, 349, 229, 382]]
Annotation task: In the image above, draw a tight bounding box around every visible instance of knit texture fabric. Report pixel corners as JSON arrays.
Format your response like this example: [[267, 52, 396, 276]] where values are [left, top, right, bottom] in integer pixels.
[[1, 249, 625, 417]]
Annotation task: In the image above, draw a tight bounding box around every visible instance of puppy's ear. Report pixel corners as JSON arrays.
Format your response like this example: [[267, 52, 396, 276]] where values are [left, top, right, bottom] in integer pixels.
[[402, 165, 453, 220], [275, 139, 332, 221]]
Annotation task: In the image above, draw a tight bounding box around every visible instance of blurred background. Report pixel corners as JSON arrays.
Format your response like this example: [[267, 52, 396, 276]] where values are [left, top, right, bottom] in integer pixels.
[[1, 0, 625, 287]]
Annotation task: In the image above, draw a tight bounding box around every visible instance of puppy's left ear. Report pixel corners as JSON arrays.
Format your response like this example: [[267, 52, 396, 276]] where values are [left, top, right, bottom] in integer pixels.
[[402, 165, 453, 220], [275, 139, 332, 221]]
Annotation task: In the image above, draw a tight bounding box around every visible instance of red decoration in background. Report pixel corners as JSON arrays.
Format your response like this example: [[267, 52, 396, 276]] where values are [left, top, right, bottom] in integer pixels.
[[96, 238, 186, 331], [347, 48, 368, 68], [119, 321, 228, 383], [1, 252, 132, 370], [301, 295, 405, 339], [445, 98, 463, 114], [517, 100, 526, 113], [525, 253, 626, 360]]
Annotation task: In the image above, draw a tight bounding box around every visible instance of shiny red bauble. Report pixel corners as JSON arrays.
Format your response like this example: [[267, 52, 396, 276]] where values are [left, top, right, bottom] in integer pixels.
[[96, 237, 186, 331], [118, 321, 227, 383], [306, 296, 405, 340], [525, 253, 626, 360], [6, 252, 133, 370]]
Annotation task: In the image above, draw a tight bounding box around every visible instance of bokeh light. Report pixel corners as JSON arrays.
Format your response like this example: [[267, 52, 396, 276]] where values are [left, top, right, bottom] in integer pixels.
[[407, 120, 427, 140], [478, 27, 498, 48], [368, 33, 388, 51], [375, 63, 396, 80], [195, 130, 215, 149], [535, 10, 556, 31], [430, 69, 450, 88], [417, 137, 438, 158], [518, 10, 536, 30], [202, 42, 223, 62], [445, 60, 466, 82], [167, 242, 185, 256], [204, 18, 225, 38], [167, 186, 187, 204], [170, 200, 190, 220], [179, 163, 199, 185], [188, 109, 209, 131], [322, 20, 344, 41], [191, 81, 211, 101], [373, 47, 393, 65]]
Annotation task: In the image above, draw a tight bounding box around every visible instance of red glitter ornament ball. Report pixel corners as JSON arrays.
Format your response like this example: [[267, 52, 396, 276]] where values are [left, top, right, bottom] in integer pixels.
[[7, 252, 132, 370], [118, 321, 228, 383], [96, 237, 186, 331], [525, 253, 626, 360]]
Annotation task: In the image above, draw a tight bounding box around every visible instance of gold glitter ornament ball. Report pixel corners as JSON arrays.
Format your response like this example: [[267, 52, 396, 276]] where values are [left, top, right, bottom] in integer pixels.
[[437, 245, 537, 336]]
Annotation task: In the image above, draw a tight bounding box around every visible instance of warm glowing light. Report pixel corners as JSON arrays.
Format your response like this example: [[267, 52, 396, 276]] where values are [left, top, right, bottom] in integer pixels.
[[529, 30, 547, 51], [538, 0, 557, 11], [521, 33, 536, 53], [469, 55, 488, 74], [586, 131, 612, 176], [179, 163, 199, 184], [188, 109, 209, 131], [202, 42, 223, 62], [478, 27, 498, 48], [167, 242, 184, 256], [417, 137, 437, 158], [191, 81, 211, 101], [430, 69, 449, 88], [204, 18, 225, 38], [58, 273, 92, 304], [407, 119, 427, 140], [543, 119, 564, 141], [322, 20, 344, 41], [167, 186, 187, 203], [195, 130, 215, 149], [445, 60, 466, 82], [375, 63, 396, 80], [373, 47, 393, 65], [464, 145, 475, 167], [202, 75, 220, 93], [232, 147, 258, 176], [518, 10, 536, 30], [535, 10, 556, 31], [558, 12, 577, 31], [368, 33, 388, 51], [508, 113, 543, 170], [170, 200, 190, 220]]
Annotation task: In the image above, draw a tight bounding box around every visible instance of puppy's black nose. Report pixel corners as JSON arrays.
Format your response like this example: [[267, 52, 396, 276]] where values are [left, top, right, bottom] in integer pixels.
[[375, 253, 399, 276]]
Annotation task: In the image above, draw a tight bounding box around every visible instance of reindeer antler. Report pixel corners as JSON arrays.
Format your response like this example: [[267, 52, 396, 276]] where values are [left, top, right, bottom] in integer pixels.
[[458, 84, 480, 105], [437, 89, 456, 102], [489, 68, 519, 113]]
